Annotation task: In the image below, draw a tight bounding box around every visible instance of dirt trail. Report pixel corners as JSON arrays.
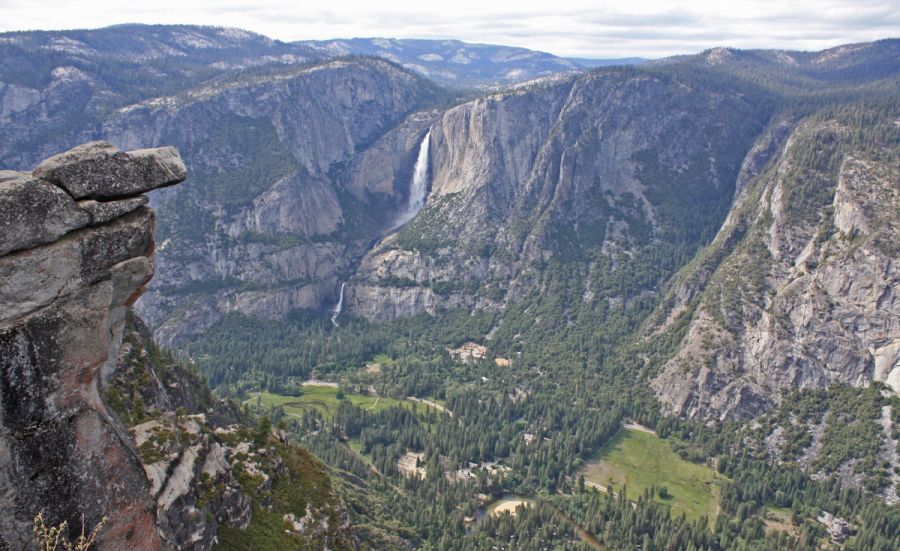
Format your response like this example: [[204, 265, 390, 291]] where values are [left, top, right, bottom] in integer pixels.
[[302, 379, 340, 388], [409, 397, 453, 417], [584, 481, 616, 497]]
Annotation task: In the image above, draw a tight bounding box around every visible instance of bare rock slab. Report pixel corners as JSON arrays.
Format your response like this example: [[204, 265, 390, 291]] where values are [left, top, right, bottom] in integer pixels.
[[0, 174, 90, 256], [33, 141, 186, 200]]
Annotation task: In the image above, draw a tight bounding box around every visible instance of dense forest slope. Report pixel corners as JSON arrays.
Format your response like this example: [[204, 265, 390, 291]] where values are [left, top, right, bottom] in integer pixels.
[[111, 313, 353, 550]]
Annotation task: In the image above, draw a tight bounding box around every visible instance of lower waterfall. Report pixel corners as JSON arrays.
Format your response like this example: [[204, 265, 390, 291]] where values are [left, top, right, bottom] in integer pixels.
[[331, 281, 346, 327]]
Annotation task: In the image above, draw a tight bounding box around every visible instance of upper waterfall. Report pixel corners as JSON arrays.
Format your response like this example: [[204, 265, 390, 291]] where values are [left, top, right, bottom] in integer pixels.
[[393, 129, 432, 228]]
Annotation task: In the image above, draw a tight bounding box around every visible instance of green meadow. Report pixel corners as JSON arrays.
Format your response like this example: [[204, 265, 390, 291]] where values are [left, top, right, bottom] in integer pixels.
[[580, 428, 723, 521], [246, 386, 440, 420]]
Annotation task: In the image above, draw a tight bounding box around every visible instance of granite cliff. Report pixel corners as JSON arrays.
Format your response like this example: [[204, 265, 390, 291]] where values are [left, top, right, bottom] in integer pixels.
[[650, 107, 900, 420], [346, 42, 899, 422], [106, 58, 441, 346], [347, 68, 767, 321], [0, 142, 351, 550], [0, 142, 183, 548], [1, 50, 445, 346]]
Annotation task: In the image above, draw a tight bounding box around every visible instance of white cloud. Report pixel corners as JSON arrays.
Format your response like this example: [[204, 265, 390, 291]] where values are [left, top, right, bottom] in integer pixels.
[[0, 0, 896, 58]]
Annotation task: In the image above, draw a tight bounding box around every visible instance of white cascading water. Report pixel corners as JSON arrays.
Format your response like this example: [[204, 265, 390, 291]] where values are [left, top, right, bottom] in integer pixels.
[[332, 130, 431, 325], [393, 129, 432, 228], [331, 281, 346, 327]]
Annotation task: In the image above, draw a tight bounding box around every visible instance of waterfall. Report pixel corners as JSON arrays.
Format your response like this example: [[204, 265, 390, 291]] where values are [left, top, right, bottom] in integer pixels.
[[331, 281, 346, 327], [332, 130, 430, 325], [394, 129, 431, 228]]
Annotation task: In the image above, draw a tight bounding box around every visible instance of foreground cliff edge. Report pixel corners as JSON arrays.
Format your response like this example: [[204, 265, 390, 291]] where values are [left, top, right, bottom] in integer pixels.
[[0, 143, 351, 550]]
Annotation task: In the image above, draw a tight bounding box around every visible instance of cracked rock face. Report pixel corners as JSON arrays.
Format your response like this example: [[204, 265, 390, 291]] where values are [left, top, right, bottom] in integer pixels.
[[651, 118, 900, 421], [0, 142, 185, 550], [0, 173, 90, 256]]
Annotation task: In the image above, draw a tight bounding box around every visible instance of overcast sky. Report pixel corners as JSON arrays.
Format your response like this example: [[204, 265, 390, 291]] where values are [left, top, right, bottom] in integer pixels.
[[0, 0, 897, 58]]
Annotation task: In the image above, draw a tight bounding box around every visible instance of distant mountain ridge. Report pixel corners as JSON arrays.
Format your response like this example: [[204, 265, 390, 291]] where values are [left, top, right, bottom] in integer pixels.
[[0, 24, 644, 93], [296, 37, 646, 88], [0, 24, 319, 94], [654, 38, 900, 88]]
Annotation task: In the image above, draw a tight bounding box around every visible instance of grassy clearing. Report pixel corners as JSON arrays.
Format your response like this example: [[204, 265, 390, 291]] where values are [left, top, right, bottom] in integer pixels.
[[246, 386, 440, 420], [580, 429, 723, 521], [762, 504, 797, 535]]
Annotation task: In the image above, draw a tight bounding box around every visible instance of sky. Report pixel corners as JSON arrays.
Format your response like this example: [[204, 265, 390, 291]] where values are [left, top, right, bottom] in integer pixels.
[[0, 0, 897, 58]]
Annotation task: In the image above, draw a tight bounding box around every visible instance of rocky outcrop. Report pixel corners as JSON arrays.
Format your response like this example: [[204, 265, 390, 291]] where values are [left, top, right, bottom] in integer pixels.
[[107, 314, 352, 550], [651, 115, 900, 420], [107, 314, 251, 550], [33, 141, 185, 200], [0, 142, 353, 549], [0, 142, 182, 549]]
